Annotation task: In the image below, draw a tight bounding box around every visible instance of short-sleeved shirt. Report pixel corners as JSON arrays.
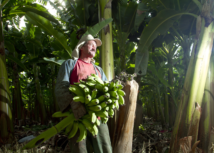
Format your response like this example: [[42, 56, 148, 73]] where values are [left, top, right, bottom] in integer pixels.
[[69, 59, 101, 85]]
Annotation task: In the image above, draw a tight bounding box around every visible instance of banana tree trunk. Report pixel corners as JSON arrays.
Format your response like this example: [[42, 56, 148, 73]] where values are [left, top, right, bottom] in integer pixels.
[[156, 87, 165, 126], [198, 55, 214, 152], [0, 5, 13, 144], [154, 96, 159, 121], [99, 0, 114, 81], [164, 86, 169, 125], [112, 80, 139, 153], [169, 18, 214, 152], [134, 75, 143, 132], [99, 0, 115, 142], [51, 64, 58, 113], [12, 52, 22, 121], [33, 64, 47, 124], [168, 57, 176, 127]]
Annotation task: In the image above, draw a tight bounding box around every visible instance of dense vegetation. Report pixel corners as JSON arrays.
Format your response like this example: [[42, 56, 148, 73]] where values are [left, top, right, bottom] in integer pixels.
[[0, 0, 214, 152]]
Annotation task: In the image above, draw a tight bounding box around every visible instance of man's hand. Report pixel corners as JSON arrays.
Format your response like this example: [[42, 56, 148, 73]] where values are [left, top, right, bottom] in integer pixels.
[[70, 101, 86, 120]]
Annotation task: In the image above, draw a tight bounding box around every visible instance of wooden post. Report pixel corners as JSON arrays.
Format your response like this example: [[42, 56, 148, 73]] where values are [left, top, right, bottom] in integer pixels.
[[112, 80, 139, 153]]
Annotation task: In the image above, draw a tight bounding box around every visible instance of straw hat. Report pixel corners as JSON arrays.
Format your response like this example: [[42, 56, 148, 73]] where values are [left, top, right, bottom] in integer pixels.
[[71, 34, 102, 62]]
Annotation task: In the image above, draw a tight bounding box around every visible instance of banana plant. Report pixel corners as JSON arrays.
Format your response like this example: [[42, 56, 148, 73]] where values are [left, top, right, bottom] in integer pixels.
[[0, 0, 14, 144], [135, 0, 199, 75], [169, 0, 214, 151], [112, 1, 147, 73]]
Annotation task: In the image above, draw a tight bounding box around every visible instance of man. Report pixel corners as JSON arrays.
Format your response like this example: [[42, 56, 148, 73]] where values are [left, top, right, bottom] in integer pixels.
[[55, 34, 112, 153]]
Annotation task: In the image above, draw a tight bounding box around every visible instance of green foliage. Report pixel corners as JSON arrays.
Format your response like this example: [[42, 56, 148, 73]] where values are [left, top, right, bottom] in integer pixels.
[[25, 11, 72, 57]]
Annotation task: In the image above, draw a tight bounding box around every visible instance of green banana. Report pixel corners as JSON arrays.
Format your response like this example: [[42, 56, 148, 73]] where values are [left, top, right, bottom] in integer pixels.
[[78, 83, 87, 89], [117, 84, 123, 90], [69, 85, 84, 97], [109, 91, 119, 99], [81, 118, 98, 136], [106, 99, 112, 104], [85, 81, 96, 87], [91, 89, 98, 99], [113, 99, 119, 110], [117, 89, 126, 96], [109, 81, 115, 90], [103, 86, 109, 93], [108, 103, 115, 110], [79, 80, 86, 84], [104, 93, 110, 99], [65, 121, 74, 135], [103, 81, 109, 86], [91, 74, 104, 85], [87, 99, 99, 106], [68, 122, 79, 139], [108, 109, 114, 118], [97, 95, 106, 102], [88, 111, 97, 123], [118, 94, 125, 105], [73, 96, 85, 103], [85, 94, 92, 104], [92, 125, 99, 136], [99, 102, 107, 108], [81, 118, 95, 131], [95, 84, 104, 91], [88, 105, 102, 112], [87, 76, 96, 82], [95, 111, 108, 118], [52, 111, 71, 118], [103, 106, 109, 111], [95, 118, 101, 126], [77, 123, 87, 142], [83, 87, 90, 95], [102, 117, 109, 124]]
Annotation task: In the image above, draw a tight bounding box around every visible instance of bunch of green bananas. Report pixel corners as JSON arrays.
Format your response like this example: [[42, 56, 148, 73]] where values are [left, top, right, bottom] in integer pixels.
[[22, 75, 126, 149], [52, 74, 126, 142]]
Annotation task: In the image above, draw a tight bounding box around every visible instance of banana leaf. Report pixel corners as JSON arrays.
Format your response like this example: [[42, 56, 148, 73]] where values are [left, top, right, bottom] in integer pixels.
[[25, 12, 72, 58], [83, 18, 113, 36], [17, 5, 59, 23], [135, 9, 197, 75], [0, 0, 9, 10], [43, 57, 65, 66]]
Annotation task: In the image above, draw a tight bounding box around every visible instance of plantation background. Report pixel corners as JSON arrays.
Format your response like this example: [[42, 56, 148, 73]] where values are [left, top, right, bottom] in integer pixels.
[[0, 0, 214, 152]]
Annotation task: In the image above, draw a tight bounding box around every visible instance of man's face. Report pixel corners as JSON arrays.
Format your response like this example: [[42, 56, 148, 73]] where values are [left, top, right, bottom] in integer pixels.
[[80, 40, 97, 58]]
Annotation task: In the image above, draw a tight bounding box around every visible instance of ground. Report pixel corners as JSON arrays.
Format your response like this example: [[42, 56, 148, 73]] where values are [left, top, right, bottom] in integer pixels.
[[0, 116, 171, 153]]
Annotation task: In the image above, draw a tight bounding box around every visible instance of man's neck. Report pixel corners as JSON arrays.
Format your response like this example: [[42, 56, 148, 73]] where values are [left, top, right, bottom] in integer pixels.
[[79, 57, 92, 63]]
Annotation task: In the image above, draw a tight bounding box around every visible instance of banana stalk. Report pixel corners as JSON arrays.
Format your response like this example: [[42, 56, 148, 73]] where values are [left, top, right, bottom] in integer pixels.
[[0, 2, 13, 144], [33, 64, 47, 124], [99, 0, 114, 81], [198, 55, 214, 152], [22, 113, 75, 149], [169, 18, 214, 152]]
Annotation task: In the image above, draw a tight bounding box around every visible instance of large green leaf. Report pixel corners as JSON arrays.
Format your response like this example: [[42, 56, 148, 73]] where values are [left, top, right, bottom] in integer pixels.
[[16, 5, 59, 23], [135, 9, 197, 74], [43, 57, 65, 66], [25, 12, 72, 57], [83, 18, 113, 36], [134, 3, 147, 31], [0, 0, 9, 10], [192, 0, 202, 12], [122, 2, 138, 32]]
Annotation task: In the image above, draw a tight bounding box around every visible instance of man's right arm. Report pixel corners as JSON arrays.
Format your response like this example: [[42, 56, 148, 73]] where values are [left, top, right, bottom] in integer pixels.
[[55, 59, 87, 119], [55, 60, 73, 112]]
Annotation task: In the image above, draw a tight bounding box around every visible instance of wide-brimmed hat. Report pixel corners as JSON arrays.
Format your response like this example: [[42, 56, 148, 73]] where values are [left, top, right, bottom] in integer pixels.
[[71, 34, 102, 61]]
